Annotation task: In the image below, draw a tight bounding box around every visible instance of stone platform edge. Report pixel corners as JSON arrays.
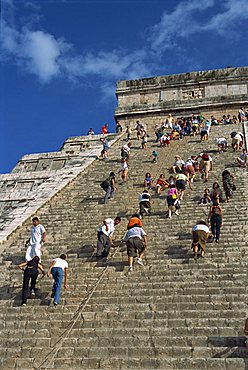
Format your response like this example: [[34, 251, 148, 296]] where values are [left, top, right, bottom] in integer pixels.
[[0, 133, 124, 251]]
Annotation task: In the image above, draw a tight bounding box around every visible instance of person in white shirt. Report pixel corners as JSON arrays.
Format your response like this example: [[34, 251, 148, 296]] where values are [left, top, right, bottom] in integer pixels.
[[47, 254, 68, 306], [118, 158, 129, 182], [191, 221, 210, 259], [123, 226, 148, 272], [25, 217, 46, 261], [231, 132, 243, 151], [121, 142, 131, 160], [166, 113, 174, 129], [96, 217, 121, 257], [171, 155, 185, 174], [139, 190, 151, 218], [216, 137, 227, 153], [183, 156, 198, 183], [238, 107, 245, 123]]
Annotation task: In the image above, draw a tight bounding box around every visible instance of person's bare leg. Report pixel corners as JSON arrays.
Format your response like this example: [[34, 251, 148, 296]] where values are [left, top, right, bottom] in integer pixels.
[[128, 256, 133, 269]]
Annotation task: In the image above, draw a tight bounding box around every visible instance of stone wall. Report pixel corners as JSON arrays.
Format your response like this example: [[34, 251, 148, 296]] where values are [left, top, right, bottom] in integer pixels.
[[115, 66, 248, 125], [116, 107, 243, 131], [0, 133, 121, 244]]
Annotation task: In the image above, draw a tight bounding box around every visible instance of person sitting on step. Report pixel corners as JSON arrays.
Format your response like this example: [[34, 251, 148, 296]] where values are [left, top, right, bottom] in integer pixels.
[[143, 172, 152, 189], [156, 174, 169, 195], [237, 148, 247, 168], [199, 188, 211, 205], [210, 182, 223, 203]]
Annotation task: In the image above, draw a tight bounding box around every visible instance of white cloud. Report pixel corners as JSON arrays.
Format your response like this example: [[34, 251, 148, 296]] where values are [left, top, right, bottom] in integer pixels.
[[20, 30, 62, 82], [149, 0, 215, 51], [1, 13, 151, 83], [60, 49, 151, 81], [1, 20, 19, 54], [0, 21, 67, 82], [100, 82, 116, 103], [204, 0, 248, 34], [149, 0, 248, 52], [1, 0, 248, 86]]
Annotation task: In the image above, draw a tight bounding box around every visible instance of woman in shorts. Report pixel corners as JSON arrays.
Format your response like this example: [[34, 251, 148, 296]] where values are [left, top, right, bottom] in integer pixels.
[[184, 156, 197, 183], [198, 153, 213, 182], [176, 171, 189, 200], [167, 184, 179, 219]]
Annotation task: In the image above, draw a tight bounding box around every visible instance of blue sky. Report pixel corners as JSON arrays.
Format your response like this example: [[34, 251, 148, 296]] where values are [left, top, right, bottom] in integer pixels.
[[1, 0, 248, 173]]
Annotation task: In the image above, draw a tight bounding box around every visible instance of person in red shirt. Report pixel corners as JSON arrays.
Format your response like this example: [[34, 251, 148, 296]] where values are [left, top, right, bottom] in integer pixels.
[[101, 124, 108, 134]]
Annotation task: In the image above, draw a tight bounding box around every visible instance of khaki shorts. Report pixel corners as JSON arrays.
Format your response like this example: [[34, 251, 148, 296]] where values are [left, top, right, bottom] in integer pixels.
[[200, 160, 211, 172], [126, 237, 145, 257]]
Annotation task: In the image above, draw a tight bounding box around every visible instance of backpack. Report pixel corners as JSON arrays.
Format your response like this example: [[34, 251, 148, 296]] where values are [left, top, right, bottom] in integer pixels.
[[127, 217, 142, 230], [100, 179, 110, 191], [202, 153, 209, 161]]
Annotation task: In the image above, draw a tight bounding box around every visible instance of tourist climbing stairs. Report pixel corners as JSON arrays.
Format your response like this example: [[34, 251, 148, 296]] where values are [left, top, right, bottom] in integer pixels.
[[0, 122, 248, 369]]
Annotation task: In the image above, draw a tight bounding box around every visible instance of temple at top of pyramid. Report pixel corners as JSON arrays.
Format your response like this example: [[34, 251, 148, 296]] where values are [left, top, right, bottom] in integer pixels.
[[115, 66, 248, 127]]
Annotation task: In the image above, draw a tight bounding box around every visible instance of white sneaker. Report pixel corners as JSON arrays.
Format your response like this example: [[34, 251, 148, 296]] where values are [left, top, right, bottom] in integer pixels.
[[137, 258, 144, 266], [31, 290, 35, 298], [175, 210, 179, 216], [168, 215, 171, 219], [128, 266, 133, 272]]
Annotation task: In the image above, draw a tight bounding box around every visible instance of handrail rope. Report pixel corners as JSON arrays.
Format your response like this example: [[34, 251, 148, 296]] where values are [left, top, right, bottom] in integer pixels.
[[34, 246, 119, 370], [34, 133, 136, 368]]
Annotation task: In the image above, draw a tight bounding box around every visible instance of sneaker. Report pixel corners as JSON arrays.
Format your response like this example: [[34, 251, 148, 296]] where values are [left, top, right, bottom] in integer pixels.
[[21, 302, 26, 306], [128, 266, 133, 272], [53, 301, 58, 306], [137, 258, 144, 266], [216, 239, 219, 243], [168, 215, 171, 219], [31, 290, 35, 299], [175, 210, 179, 216]]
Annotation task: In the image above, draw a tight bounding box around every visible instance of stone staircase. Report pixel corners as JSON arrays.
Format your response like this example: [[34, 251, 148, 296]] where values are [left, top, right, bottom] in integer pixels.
[[0, 122, 248, 369]]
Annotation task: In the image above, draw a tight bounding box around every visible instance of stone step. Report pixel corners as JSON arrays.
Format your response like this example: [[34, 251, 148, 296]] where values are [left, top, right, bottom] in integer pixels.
[[10, 355, 247, 370], [0, 122, 247, 368]]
